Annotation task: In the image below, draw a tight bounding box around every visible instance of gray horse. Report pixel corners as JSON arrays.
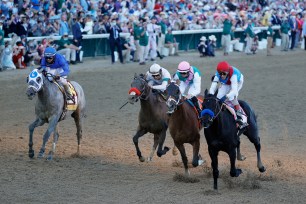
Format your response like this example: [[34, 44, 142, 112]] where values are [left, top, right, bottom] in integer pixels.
[[26, 69, 86, 160]]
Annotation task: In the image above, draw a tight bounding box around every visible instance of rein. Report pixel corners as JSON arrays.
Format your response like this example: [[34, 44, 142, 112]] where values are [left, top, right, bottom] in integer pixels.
[[133, 77, 151, 101], [202, 97, 224, 121]]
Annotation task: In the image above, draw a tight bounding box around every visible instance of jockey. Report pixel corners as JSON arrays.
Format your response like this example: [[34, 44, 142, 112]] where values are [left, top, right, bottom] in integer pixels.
[[40, 47, 73, 99], [209, 61, 248, 129], [173, 61, 202, 114], [146, 63, 171, 92]]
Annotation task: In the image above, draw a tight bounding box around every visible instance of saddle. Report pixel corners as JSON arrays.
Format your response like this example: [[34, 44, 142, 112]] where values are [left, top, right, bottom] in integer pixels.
[[54, 81, 78, 121]]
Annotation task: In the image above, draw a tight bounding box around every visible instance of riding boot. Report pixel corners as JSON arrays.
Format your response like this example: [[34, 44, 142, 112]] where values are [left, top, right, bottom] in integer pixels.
[[63, 84, 73, 100], [191, 96, 201, 116], [157, 51, 163, 60], [236, 109, 248, 129]]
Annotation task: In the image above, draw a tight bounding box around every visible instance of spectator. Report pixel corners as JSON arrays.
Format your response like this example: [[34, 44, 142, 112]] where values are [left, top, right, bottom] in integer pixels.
[[56, 32, 80, 64], [13, 41, 26, 69], [121, 35, 132, 63], [1, 40, 16, 71], [302, 14, 306, 51], [197, 36, 207, 57], [206, 35, 216, 57], [147, 16, 162, 61], [251, 35, 259, 54], [266, 21, 274, 56], [244, 20, 255, 55], [59, 13, 70, 36], [289, 11, 298, 50], [0, 19, 4, 68], [72, 17, 84, 63], [221, 16, 232, 56], [280, 17, 290, 51], [138, 20, 149, 65], [106, 18, 123, 64], [164, 27, 179, 56], [83, 15, 94, 35]]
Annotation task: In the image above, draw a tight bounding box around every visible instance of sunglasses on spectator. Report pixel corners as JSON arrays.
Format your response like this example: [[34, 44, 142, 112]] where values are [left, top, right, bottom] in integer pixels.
[[218, 72, 228, 76]]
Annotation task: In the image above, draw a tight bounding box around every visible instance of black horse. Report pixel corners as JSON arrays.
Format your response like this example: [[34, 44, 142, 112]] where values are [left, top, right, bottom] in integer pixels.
[[201, 90, 266, 190], [128, 73, 170, 162]]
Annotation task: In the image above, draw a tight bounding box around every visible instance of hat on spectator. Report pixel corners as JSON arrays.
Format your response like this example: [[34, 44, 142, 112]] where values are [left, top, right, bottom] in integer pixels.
[[209, 35, 216, 41], [200, 36, 206, 41]]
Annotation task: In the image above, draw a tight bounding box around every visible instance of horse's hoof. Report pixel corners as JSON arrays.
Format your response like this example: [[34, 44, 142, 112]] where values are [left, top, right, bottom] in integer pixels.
[[164, 146, 170, 152], [28, 150, 35, 158], [198, 159, 205, 166], [230, 169, 242, 177], [259, 166, 266, 173], [139, 156, 145, 162], [237, 155, 246, 161], [37, 153, 44, 159]]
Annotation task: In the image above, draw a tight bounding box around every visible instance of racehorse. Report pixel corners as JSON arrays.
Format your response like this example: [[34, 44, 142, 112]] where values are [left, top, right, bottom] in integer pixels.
[[165, 80, 204, 176], [128, 73, 170, 162], [26, 69, 86, 160], [201, 90, 266, 190]]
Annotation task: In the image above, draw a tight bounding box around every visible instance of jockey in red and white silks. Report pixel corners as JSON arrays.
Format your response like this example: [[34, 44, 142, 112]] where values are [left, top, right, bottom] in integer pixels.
[[209, 61, 247, 129]]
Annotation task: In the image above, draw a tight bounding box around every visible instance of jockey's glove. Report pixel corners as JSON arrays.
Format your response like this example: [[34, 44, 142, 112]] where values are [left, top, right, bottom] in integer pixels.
[[219, 95, 227, 104]]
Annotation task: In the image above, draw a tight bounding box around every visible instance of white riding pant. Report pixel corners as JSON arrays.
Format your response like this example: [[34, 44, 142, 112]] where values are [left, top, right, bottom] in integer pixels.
[[45, 67, 68, 85]]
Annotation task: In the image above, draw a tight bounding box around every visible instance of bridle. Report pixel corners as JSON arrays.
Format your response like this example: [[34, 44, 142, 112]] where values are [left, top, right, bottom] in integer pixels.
[[166, 82, 184, 114], [130, 77, 150, 101], [201, 97, 224, 123]]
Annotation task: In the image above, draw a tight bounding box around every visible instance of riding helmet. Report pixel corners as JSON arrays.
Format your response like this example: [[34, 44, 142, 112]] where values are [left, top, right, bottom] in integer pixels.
[[217, 61, 231, 73], [149, 63, 161, 76], [44, 47, 57, 57], [177, 61, 191, 72]]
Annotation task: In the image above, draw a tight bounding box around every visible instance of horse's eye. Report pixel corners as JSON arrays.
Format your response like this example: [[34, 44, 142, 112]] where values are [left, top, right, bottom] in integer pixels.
[[36, 77, 41, 83], [176, 90, 180, 95]]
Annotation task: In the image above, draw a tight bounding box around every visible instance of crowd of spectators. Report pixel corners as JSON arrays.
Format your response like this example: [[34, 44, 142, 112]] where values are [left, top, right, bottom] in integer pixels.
[[0, 0, 305, 70]]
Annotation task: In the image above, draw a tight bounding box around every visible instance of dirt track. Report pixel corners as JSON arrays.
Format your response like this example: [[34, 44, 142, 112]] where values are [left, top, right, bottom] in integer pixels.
[[0, 48, 306, 203]]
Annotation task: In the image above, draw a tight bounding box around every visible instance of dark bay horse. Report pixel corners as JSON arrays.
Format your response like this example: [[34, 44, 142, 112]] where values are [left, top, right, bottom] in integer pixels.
[[201, 90, 265, 190], [165, 81, 204, 176], [128, 73, 170, 162], [26, 69, 86, 160]]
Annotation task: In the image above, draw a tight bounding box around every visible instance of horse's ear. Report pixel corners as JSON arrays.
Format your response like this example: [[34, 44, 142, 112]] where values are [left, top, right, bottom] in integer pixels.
[[134, 73, 137, 78], [204, 89, 208, 96], [175, 79, 180, 86]]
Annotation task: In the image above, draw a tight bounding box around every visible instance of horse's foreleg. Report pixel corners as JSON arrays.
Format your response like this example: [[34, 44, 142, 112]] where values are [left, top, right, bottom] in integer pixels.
[[255, 142, 266, 172], [38, 116, 58, 159], [133, 128, 148, 162], [191, 138, 204, 167], [175, 143, 189, 176], [208, 147, 219, 190], [156, 130, 170, 158], [229, 148, 242, 177], [47, 126, 59, 161], [28, 118, 45, 158], [72, 110, 82, 156]]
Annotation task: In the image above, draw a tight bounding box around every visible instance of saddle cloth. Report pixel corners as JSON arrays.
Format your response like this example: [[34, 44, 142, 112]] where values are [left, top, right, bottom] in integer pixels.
[[224, 101, 247, 124], [67, 82, 78, 111], [54, 81, 78, 111], [186, 97, 203, 129]]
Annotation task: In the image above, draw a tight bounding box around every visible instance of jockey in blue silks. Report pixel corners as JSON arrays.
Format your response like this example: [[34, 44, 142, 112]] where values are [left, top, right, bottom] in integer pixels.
[[209, 61, 248, 129], [40, 47, 73, 98], [173, 61, 202, 114]]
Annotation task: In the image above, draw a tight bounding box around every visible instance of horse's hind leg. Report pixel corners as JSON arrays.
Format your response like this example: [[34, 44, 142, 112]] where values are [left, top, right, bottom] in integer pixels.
[[47, 126, 59, 160], [175, 142, 190, 176], [28, 118, 45, 158], [244, 124, 266, 172], [38, 116, 58, 159], [133, 128, 148, 162], [72, 110, 82, 155], [237, 138, 246, 161]]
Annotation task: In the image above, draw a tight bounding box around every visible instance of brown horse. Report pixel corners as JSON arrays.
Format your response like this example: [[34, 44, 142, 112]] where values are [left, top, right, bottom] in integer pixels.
[[165, 80, 204, 175], [128, 73, 170, 162]]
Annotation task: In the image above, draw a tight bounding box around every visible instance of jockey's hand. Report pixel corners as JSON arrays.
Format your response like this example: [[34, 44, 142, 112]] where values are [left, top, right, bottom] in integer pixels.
[[55, 75, 61, 80], [219, 95, 227, 103]]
